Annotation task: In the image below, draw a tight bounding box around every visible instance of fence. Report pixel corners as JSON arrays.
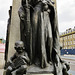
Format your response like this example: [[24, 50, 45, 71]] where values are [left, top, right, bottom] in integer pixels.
[[61, 49, 75, 55]]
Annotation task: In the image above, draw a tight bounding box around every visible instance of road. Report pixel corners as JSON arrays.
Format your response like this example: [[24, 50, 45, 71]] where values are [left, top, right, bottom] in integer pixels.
[[61, 55, 75, 75]]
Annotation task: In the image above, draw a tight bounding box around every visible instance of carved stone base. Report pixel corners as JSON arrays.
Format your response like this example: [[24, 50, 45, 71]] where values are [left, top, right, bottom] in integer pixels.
[[24, 74, 54, 75], [3, 64, 54, 75], [26, 64, 54, 74]]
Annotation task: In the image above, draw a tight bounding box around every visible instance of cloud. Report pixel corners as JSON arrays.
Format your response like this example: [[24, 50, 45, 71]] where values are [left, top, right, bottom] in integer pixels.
[[0, 21, 7, 39], [57, 0, 75, 32], [0, 0, 12, 39], [0, 0, 12, 21], [58, 20, 75, 32], [0, 0, 75, 39]]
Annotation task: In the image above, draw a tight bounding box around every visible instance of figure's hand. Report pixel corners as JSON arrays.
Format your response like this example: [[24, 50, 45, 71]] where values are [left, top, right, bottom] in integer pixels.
[[20, 13, 25, 20], [42, 0, 49, 11], [7, 66, 13, 71], [9, 59, 12, 63], [18, 7, 25, 20], [42, 0, 54, 7], [11, 70, 16, 75], [42, 0, 48, 5], [64, 61, 70, 71]]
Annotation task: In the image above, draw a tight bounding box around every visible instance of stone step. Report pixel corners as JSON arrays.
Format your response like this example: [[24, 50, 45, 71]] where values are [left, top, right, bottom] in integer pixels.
[[26, 64, 54, 74], [23, 74, 54, 75]]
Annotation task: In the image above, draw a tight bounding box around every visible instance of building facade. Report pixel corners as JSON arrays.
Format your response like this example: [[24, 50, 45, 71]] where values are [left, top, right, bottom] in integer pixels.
[[0, 39, 3, 43], [60, 27, 75, 49], [0, 38, 6, 44]]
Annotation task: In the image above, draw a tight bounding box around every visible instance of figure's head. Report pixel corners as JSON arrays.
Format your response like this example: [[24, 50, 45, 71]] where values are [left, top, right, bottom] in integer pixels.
[[14, 41, 25, 53]]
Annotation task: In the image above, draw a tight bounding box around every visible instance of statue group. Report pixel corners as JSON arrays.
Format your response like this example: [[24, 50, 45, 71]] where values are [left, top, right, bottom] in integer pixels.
[[4, 0, 70, 75]]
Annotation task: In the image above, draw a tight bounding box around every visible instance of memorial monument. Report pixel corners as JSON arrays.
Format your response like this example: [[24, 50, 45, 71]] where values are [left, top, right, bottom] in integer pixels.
[[4, 0, 70, 75]]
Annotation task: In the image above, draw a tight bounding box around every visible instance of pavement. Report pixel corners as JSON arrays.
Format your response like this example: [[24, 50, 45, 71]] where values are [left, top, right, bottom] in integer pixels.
[[0, 43, 5, 75], [0, 52, 5, 75], [61, 55, 75, 60], [0, 53, 5, 69], [68, 70, 75, 75]]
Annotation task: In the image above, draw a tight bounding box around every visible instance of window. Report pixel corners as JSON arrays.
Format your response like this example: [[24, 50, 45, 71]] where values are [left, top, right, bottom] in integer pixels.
[[66, 42, 67, 45], [73, 34, 75, 38], [64, 43, 65, 46], [68, 41, 69, 45], [70, 41, 72, 45], [70, 35, 72, 38], [68, 36, 69, 39], [66, 47, 67, 49], [73, 40, 75, 45]]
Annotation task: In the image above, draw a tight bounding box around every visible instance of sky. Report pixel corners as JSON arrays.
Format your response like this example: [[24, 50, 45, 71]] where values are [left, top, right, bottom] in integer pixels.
[[0, 0, 75, 39], [57, 0, 75, 33], [0, 0, 12, 39]]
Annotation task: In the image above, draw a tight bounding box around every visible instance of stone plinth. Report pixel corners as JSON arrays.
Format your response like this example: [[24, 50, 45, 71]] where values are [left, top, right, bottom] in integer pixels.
[[25, 74, 54, 75], [26, 64, 54, 74], [3, 64, 54, 75]]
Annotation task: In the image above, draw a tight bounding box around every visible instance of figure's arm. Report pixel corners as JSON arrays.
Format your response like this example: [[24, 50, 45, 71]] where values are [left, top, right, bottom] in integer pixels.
[[49, 5, 60, 54], [25, 53, 30, 64], [22, 52, 30, 64], [53, 9, 60, 51], [9, 53, 17, 62], [5, 53, 16, 70], [11, 65, 27, 75], [41, 0, 54, 5]]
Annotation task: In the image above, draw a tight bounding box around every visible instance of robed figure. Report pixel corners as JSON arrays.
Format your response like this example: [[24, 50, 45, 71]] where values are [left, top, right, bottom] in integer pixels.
[[18, 0, 70, 75]]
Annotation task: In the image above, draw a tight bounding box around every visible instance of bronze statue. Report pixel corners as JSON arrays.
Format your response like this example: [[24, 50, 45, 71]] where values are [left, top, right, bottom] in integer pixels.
[[4, 0, 70, 75], [18, 0, 70, 75], [5, 41, 30, 75]]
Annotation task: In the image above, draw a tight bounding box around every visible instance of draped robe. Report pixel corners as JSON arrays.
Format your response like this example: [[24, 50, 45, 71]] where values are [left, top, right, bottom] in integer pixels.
[[18, 0, 60, 68], [18, 1, 69, 75]]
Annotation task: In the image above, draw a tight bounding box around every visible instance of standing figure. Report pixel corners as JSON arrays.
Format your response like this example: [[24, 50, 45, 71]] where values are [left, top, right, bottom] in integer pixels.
[[18, 0, 70, 75], [18, 0, 31, 59], [31, 0, 59, 68]]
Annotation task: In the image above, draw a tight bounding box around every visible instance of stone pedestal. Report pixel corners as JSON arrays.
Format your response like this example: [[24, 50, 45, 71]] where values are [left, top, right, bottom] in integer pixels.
[[3, 64, 54, 75], [25, 74, 54, 75], [8, 0, 21, 60], [26, 64, 54, 74]]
